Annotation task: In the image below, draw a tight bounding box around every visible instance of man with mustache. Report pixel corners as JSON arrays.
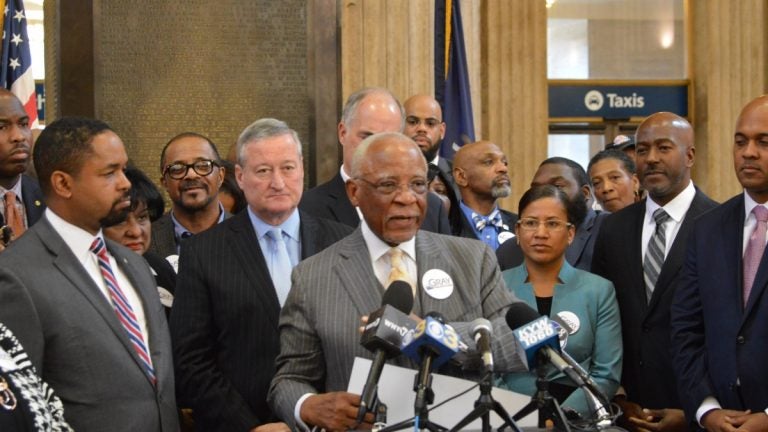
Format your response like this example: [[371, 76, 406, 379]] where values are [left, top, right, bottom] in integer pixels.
[[451, 140, 517, 250], [0, 89, 44, 247], [0, 117, 179, 431], [497, 157, 607, 271], [148, 132, 227, 260], [592, 112, 717, 432], [269, 133, 527, 431], [671, 95, 768, 432]]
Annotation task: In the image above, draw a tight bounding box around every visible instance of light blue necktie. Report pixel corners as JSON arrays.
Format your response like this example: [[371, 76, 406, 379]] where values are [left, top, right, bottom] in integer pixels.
[[267, 228, 292, 306]]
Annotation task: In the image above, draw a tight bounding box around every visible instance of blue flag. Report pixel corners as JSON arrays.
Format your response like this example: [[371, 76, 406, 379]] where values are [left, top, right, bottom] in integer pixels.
[[435, 0, 475, 161]]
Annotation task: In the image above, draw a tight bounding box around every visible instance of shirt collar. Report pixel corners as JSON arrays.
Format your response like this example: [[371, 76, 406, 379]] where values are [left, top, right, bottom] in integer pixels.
[[459, 200, 499, 220], [360, 219, 417, 263], [170, 202, 225, 239], [645, 180, 696, 223], [743, 190, 768, 222], [44, 208, 104, 264], [0, 176, 23, 199], [340, 165, 352, 182], [247, 207, 301, 241]]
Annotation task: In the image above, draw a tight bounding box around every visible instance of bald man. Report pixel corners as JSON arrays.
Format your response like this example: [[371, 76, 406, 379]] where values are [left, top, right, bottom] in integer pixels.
[[591, 112, 717, 431], [671, 95, 768, 432], [452, 141, 517, 249], [300, 88, 451, 234]]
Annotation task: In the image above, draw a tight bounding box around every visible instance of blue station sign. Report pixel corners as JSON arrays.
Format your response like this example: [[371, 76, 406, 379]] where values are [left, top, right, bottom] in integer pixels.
[[549, 81, 689, 120]]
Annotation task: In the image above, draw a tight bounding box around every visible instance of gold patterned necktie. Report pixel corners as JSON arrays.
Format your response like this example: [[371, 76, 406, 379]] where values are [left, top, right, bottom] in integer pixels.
[[387, 247, 414, 296]]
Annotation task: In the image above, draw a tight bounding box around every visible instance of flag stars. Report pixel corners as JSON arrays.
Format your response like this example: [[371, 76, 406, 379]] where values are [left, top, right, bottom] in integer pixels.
[[13, 9, 24, 23], [10, 33, 22, 46], [9, 58, 20, 70]]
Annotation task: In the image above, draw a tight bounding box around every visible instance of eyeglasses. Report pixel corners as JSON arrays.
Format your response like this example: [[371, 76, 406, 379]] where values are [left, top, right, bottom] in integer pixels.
[[516, 218, 573, 232], [163, 159, 219, 180], [355, 177, 429, 196]]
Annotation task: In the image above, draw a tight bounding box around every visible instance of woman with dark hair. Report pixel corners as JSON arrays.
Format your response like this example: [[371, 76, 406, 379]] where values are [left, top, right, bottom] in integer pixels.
[[497, 185, 621, 417], [218, 160, 246, 214], [588, 149, 640, 212], [104, 165, 176, 317]]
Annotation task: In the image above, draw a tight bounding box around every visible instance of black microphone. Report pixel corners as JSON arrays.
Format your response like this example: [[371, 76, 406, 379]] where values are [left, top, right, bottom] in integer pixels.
[[400, 311, 463, 414], [357, 281, 415, 422], [470, 318, 494, 372]]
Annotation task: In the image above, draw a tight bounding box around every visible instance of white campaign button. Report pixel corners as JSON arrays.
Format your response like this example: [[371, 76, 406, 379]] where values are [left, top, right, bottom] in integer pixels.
[[165, 254, 179, 273], [421, 269, 454, 300], [556, 311, 580, 334], [498, 231, 515, 244]]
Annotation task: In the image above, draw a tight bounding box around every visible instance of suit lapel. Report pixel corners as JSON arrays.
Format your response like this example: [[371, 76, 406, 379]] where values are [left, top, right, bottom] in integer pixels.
[[299, 211, 321, 258], [627, 203, 649, 315], [20, 175, 45, 225], [328, 174, 359, 227], [566, 209, 596, 265], [228, 212, 281, 322], [36, 220, 156, 383], [335, 230, 382, 317], [649, 192, 709, 309], [106, 240, 167, 387]]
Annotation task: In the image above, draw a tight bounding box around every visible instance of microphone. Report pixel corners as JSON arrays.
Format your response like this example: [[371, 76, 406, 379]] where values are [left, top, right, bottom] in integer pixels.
[[506, 304, 614, 426], [400, 312, 461, 370], [505, 304, 587, 387], [401, 311, 462, 414], [357, 281, 416, 422], [470, 318, 494, 372]]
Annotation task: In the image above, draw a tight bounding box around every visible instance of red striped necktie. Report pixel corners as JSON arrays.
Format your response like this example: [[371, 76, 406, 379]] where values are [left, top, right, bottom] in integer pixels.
[[90, 237, 156, 384]]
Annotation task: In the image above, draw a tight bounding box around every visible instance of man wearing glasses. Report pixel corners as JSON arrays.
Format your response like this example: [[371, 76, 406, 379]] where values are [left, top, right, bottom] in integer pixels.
[[269, 132, 527, 431], [148, 132, 227, 260]]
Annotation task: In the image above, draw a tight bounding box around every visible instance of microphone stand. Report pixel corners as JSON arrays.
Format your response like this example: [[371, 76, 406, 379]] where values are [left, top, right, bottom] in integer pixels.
[[508, 352, 572, 432], [379, 354, 446, 432], [448, 371, 522, 432]]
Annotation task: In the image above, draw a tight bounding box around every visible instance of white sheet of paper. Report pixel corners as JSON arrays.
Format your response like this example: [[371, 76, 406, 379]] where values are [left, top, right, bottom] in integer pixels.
[[348, 357, 538, 430]]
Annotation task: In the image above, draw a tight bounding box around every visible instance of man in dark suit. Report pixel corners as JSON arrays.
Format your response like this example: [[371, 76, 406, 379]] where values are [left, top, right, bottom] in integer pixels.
[[451, 140, 517, 249], [671, 95, 768, 432], [171, 118, 352, 432], [269, 133, 526, 431], [404, 94, 455, 187], [148, 132, 227, 260], [592, 112, 717, 432], [497, 157, 606, 271], [0, 117, 178, 431], [299, 87, 451, 234], [0, 89, 44, 246]]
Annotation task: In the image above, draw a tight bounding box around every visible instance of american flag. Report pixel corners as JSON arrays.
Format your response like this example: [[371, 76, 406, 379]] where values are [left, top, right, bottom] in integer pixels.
[[0, 0, 38, 127]]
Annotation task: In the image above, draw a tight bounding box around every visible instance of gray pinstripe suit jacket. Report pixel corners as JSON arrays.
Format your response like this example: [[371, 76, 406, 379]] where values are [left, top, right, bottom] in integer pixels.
[[268, 228, 526, 428]]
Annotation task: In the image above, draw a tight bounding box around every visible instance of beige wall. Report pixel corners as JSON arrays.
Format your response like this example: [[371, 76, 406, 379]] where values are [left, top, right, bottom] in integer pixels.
[[340, 0, 547, 211], [690, 0, 768, 202]]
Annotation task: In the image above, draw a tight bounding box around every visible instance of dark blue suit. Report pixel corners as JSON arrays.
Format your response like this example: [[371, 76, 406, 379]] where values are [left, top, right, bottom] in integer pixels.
[[671, 193, 768, 422]]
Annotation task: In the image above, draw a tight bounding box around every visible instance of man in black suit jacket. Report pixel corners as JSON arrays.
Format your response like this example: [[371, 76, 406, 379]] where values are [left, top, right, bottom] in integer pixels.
[[671, 95, 768, 432], [497, 157, 607, 271], [148, 132, 227, 259], [0, 90, 45, 245], [451, 140, 517, 249], [592, 112, 717, 432], [299, 87, 451, 234], [171, 118, 352, 432]]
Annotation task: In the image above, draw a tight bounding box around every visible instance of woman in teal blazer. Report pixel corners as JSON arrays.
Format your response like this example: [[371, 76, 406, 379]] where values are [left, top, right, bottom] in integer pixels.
[[497, 185, 622, 417]]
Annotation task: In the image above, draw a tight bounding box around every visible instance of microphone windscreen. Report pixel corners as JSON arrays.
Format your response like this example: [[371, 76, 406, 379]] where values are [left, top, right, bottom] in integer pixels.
[[505, 302, 541, 330], [471, 318, 492, 338], [383, 280, 414, 314]]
